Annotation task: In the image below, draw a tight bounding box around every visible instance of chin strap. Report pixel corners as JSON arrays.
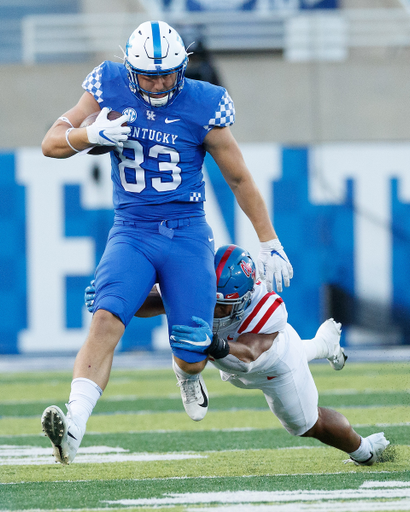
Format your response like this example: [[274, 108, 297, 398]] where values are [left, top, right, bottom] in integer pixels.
[[142, 91, 174, 107], [206, 335, 230, 359]]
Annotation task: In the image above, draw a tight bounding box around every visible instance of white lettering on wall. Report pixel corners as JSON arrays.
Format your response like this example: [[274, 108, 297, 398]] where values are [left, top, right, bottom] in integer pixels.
[[309, 143, 410, 303], [16, 148, 111, 352]]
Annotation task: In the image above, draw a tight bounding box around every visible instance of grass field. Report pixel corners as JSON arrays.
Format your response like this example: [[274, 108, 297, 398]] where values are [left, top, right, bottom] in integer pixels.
[[1, 359, 410, 511]]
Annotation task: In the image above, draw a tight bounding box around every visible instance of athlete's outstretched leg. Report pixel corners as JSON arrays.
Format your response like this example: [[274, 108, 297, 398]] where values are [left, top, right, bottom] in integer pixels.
[[42, 309, 124, 465], [73, 309, 124, 388], [302, 407, 390, 465], [302, 318, 347, 370]]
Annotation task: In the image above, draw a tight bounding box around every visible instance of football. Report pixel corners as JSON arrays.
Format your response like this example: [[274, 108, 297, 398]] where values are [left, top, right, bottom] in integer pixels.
[[80, 110, 126, 155]]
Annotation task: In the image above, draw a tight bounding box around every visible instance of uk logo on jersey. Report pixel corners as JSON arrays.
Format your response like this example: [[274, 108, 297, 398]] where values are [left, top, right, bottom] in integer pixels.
[[240, 260, 255, 279], [146, 110, 156, 121]]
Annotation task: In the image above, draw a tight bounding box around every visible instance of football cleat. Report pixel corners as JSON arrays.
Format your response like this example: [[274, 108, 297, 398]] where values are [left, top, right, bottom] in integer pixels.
[[315, 318, 347, 371], [41, 404, 83, 465], [350, 432, 390, 466], [328, 346, 348, 371], [173, 360, 209, 421]]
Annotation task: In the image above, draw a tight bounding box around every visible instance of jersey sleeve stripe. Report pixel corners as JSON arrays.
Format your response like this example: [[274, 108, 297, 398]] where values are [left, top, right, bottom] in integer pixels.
[[215, 245, 236, 285], [237, 291, 277, 333], [250, 297, 284, 334]]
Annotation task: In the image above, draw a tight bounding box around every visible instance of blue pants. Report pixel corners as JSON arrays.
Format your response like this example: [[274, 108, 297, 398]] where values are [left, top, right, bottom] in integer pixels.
[[93, 216, 216, 363]]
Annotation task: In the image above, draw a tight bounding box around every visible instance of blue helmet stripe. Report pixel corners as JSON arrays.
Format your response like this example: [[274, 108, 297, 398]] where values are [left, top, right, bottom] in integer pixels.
[[151, 21, 162, 64]]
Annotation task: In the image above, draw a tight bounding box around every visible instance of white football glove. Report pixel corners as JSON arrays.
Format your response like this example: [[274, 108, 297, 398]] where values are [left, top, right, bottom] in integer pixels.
[[257, 238, 293, 293], [86, 107, 131, 147]]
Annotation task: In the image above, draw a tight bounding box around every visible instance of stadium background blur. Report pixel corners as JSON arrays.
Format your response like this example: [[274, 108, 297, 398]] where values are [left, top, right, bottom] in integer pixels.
[[1, 0, 410, 358]]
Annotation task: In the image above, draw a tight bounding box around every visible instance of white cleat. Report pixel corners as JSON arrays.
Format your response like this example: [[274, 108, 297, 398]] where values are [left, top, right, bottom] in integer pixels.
[[350, 432, 390, 466], [315, 318, 347, 371], [173, 360, 209, 422], [328, 346, 348, 371], [41, 405, 83, 465]]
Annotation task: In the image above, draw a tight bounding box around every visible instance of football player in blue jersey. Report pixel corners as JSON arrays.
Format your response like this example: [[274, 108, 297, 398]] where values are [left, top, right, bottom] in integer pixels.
[[40, 20, 293, 465]]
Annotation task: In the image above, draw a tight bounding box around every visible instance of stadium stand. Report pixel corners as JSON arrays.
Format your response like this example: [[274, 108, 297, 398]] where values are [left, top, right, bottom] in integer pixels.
[[0, 0, 79, 63]]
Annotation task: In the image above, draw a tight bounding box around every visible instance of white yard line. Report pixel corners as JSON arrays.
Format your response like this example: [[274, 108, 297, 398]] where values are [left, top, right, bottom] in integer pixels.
[[102, 487, 410, 506], [0, 445, 206, 466]]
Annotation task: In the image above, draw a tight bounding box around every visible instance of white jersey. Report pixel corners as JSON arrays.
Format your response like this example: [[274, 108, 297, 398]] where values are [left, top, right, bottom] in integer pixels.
[[209, 283, 319, 436], [211, 280, 289, 376], [214, 280, 288, 342]]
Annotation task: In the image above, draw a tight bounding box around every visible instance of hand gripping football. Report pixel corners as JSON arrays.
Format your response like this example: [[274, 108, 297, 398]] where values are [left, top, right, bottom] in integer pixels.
[[80, 110, 127, 155]]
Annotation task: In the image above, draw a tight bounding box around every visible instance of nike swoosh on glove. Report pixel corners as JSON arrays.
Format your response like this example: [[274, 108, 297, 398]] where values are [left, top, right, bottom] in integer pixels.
[[170, 316, 213, 354], [86, 107, 131, 147], [257, 238, 293, 293], [84, 279, 95, 313]]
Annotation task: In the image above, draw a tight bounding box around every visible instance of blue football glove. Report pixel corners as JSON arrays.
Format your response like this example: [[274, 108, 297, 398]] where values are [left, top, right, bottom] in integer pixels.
[[84, 279, 95, 313], [170, 316, 213, 354]]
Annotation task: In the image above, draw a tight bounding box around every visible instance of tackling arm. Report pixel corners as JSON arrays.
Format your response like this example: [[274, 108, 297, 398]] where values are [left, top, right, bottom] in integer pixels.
[[137, 286, 166, 317], [210, 331, 278, 363], [85, 282, 165, 317]]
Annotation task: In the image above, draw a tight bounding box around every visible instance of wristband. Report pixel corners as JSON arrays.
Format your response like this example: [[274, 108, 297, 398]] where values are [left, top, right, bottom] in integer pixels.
[[65, 128, 80, 153], [58, 116, 74, 128], [206, 334, 230, 359]]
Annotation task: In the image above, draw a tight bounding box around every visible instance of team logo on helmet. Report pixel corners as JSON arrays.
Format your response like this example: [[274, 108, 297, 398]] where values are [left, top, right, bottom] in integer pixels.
[[240, 260, 255, 279]]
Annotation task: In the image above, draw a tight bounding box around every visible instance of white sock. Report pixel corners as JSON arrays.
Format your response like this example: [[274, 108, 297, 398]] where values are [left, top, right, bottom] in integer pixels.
[[302, 339, 319, 362], [68, 378, 102, 433], [303, 335, 331, 361], [348, 436, 372, 461]]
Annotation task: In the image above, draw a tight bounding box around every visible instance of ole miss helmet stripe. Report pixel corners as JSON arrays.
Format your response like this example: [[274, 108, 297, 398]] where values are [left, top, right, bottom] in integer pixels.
[[215, 244, 236, 285], [238, 292, 282, 334]]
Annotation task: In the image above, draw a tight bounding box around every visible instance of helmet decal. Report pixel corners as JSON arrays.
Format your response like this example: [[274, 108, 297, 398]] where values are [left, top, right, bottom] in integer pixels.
[[225, 292, 240, 299], [151, 21, 163, 64], [215, 244, 236, 286], [213, 244, 256, 332], [240, 260, 255, 279]]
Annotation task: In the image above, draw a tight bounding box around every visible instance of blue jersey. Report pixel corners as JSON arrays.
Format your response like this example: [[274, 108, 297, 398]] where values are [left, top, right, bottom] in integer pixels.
[[82, 61, 235, 221]]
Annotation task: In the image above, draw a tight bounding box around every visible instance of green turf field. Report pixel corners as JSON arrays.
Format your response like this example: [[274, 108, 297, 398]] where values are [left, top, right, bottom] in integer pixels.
[[1, 360, 409, 511]]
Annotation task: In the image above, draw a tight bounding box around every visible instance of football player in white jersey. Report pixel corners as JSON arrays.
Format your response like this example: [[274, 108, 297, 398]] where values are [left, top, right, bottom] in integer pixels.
[[84, 245, 390, 466], [40, 21, 293, 465]]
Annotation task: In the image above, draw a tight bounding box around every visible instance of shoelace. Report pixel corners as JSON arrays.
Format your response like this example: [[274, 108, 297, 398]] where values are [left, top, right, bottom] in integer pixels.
[[176, 379, 200, 403]]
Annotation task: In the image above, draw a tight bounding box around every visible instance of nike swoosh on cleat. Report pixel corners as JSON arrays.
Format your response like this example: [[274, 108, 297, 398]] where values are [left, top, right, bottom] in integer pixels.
[[267, 376, 276, 380], [165, 118, 180, 124], [198, 382, 208, 408], [67, 431, 77, 440]]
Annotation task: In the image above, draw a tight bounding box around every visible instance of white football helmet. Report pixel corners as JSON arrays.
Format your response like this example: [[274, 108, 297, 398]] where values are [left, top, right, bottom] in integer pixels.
[[124, 20, 188, 107]]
